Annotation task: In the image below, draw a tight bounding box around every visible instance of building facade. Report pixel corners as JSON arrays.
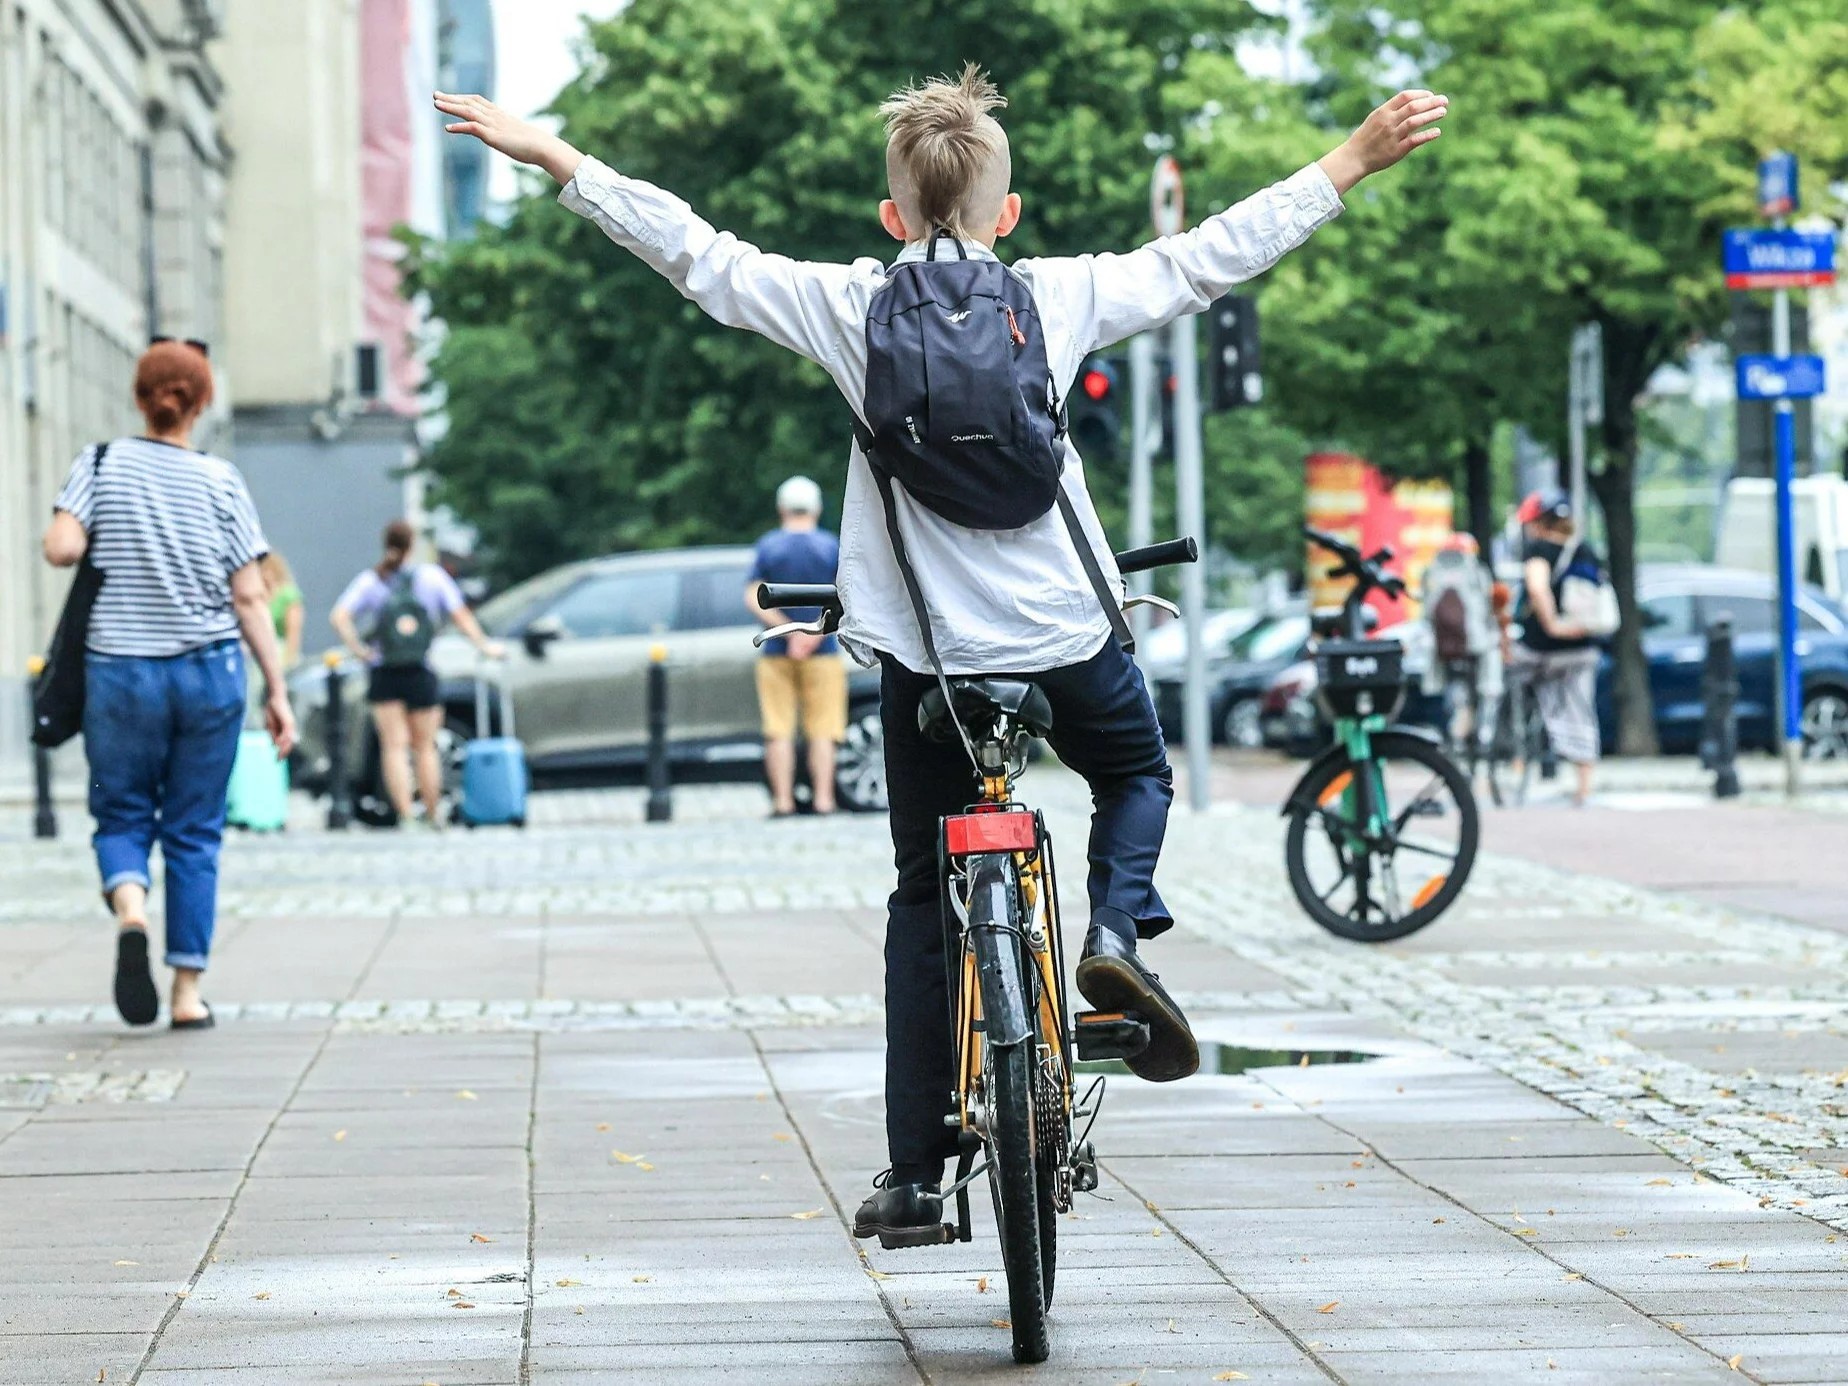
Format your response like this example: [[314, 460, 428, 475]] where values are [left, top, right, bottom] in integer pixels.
[[0, 0, 230, 771]]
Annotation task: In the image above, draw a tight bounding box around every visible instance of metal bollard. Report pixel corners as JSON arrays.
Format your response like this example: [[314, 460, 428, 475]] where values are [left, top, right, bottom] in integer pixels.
[[25, 656, 56, 840], [645, 643, 672, 823], [323, 652, 352, 829], [1700, 617, 1741, 800]]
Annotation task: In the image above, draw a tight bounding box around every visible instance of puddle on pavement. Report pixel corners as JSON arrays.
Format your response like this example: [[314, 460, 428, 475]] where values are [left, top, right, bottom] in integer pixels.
[[1076, 1043, 1381, 1077]]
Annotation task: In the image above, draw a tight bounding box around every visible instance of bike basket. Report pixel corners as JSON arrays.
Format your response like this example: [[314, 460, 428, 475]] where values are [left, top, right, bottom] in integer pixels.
[[1314, 639, 1406, 721]]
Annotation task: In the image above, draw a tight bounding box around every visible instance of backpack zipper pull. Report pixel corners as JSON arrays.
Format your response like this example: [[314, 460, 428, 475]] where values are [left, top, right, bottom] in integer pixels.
[[1003, 305, 1026, 347]]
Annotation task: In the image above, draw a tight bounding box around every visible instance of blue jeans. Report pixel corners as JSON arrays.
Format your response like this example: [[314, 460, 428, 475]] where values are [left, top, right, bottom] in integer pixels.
[[84, 642, 246, 971], [878, 639, 1175, 1171]]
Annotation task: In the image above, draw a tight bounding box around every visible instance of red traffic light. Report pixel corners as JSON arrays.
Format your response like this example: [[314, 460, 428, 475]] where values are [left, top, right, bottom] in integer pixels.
[[1081, 368, 1112, 401]]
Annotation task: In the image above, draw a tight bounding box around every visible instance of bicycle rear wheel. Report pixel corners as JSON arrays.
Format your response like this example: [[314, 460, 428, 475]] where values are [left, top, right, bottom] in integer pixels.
[[986, 1039, 1049, 1363]]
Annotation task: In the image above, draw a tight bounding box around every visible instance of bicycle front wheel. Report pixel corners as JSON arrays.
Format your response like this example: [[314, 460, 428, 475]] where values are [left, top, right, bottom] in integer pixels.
[[1284, 731, 1478, 942], [986, 1038, 1050, 1363]]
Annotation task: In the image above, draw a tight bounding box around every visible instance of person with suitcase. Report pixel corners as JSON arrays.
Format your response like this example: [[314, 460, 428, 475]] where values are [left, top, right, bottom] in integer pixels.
[[331, 521, 503, 827]]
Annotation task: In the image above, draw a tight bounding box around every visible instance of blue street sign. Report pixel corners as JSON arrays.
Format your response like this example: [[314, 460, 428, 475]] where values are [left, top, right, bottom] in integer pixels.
[[1759, 151, 1799, 218], [1737, 354, 1827, 401], [1723, 228, 1836, 290]]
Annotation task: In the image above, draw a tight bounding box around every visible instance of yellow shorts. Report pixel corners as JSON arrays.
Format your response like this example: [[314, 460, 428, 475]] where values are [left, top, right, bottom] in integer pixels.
[[756, 654, 849, 742]]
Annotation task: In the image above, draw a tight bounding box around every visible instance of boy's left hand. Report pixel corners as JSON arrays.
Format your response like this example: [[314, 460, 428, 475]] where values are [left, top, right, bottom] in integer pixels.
[[1319, 90, 1449, 195]]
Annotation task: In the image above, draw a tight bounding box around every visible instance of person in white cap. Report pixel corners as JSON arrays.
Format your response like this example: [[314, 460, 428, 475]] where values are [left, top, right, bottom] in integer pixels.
[[744, 476, 847, 816]]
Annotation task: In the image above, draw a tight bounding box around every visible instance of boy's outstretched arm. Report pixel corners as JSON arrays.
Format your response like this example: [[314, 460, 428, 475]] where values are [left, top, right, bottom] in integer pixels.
[[436, 93, 852, 368], [1053, 90, 1449, 356]]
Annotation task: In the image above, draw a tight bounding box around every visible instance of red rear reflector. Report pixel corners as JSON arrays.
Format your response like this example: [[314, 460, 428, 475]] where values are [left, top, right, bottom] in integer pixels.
[[945, 812, 1038, 855]]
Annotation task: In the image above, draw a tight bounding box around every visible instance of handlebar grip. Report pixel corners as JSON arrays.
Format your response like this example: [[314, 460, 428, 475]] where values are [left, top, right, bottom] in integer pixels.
[[757, 583, 842, 611], [1115, 537, 1198, 576]]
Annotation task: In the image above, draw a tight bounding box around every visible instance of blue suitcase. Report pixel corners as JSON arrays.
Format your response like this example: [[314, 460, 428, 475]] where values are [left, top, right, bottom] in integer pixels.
[[226, 729, 289, 832], [459, 662, 527, 828]]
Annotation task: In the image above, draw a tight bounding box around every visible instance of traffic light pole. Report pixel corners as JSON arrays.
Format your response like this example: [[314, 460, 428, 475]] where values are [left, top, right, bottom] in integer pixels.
[[1171, 311, 1210, 813], [1126, 332, 1157, 641]]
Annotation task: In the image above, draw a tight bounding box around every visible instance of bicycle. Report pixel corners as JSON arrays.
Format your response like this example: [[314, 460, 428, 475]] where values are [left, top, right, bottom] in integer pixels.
[[755, 536, 1199, 1365], [1283, 529, 1479, 942], [1490, 662, 1551, 807], [1438, 655, 1504, 807]]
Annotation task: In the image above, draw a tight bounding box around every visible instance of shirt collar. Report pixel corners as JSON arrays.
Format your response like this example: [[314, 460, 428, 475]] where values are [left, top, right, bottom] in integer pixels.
[[892, 237, 1000, 266]]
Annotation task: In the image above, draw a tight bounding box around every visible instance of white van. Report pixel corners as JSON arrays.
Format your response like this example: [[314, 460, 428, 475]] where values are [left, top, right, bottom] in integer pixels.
[[1715, 475, 1848, 603]]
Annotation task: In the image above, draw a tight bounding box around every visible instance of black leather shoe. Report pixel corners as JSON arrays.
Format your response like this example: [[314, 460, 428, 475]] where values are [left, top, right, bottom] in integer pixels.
[[853, 1173, 949, 1249], [1076, 921, 1199, 1082]]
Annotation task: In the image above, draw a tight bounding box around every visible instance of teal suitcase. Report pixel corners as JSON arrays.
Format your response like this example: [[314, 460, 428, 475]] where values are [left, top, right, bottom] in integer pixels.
[[226, 729, 289, 832]]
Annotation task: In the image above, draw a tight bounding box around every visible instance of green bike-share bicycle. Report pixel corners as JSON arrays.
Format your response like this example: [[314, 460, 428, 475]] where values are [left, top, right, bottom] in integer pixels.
[[1282, 528, 1479, 942]]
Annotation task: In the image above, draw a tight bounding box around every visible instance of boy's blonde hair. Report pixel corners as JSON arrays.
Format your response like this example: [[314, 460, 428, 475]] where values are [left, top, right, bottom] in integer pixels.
[[880, 64, 1011, 241]]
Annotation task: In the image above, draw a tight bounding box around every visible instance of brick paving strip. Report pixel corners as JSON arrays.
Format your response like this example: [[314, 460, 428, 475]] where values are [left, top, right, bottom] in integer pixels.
[[0, 779, 1845, 1382]]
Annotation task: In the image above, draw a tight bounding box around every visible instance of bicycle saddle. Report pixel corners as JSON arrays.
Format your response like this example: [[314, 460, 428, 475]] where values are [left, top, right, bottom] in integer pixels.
[[919, 678, 1055, 742]]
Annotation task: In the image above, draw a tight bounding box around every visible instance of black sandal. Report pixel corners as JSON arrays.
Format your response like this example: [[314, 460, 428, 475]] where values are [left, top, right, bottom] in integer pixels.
[[170, 1005, 215, 1032], [113, 929, 159, 1027]]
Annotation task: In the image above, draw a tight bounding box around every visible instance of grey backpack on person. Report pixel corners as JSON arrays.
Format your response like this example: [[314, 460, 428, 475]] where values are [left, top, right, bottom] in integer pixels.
[[373, 571, 438, 668]]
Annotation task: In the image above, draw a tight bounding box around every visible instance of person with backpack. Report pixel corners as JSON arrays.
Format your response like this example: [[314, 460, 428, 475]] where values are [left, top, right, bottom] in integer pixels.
[[1511, 488, 1616, 805], [39, 339, 296, 1030], [331, 520, 503, 827], [1420, 532, 1501, 756], [437, 70, 1446, 1241]]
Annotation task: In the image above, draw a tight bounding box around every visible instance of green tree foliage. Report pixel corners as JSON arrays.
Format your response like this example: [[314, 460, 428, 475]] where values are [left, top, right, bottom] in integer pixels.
[[407, 0, 1276, 586]]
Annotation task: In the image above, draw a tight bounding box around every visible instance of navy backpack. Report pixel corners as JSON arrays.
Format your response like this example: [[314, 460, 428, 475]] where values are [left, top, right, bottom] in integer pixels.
[[851, 230, 1133, 692]]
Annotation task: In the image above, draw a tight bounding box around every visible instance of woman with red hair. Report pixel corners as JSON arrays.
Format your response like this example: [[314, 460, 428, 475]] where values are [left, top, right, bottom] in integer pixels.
[[41, 339, 297, 1030]]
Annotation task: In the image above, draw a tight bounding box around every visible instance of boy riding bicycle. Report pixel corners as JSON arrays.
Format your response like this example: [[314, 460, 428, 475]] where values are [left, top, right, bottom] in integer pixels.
[[439, 68, 1446, 1242]]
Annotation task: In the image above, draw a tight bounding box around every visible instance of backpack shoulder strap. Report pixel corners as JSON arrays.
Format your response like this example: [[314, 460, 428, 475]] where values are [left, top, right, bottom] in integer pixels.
[[869, 465, 980, 770], [1053, 489, 1135, 653]]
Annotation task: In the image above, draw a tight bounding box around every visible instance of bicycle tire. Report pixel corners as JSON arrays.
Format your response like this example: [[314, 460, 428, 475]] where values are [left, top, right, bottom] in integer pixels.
[[1284, 730, 1478, 942], [1038, 1144, 1058, 1309], [987, 1038, 1050, 1363]]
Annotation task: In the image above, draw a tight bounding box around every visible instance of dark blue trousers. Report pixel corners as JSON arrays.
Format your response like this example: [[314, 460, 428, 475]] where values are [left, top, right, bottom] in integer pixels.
[[879, 639, 1174, 1175]]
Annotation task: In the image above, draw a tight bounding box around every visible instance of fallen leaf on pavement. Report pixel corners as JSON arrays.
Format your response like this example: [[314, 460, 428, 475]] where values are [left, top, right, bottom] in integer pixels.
[[991, 1319, 1011, 1329], [976, 1276, 989, 1293], [611, 1150, 646, 1164], [555, 1279, 582, 1288], [452, 1301, 475, 1309], [1344, 1181, 1356, 1189], [1729, 1355, 1743, 1371], [772, 1132, 793, 1142], [636, 1162, 655, 1171], [1516, 1228, 1538, 1237], [1318, 1302, 1339, 1314], [96, 1372, 105, 1382], [1666, 1253, 1695, 1259], [113, 1261, 137, 1267], [632, 1275, 652, 1283], [457, 1090, 477, 1100], [1547, 1359, 1556, 1370], [1613, 1229, 1631, 1238], [1212, 1374, 1250, 1382], [253, 1292, 270, 1301], [595, 1123, 610, 1131], [1165, 1318, 1179, 1333], [1645, 1178, 1670, 1186], [1709, 1259, 1741, 1269], [447, 1288, 462, 1297], [1433, 1217, 1446, 1224], [470, 1233, 493, 1243], [575, 1306, 585, 1315], [789, 1209, 823, 1220], [1563, 1273, 1584, 1281], [1299, 1054, 1310, 1067], [865, 1269, 893, 1281], [333, 1130, 347, 1142]]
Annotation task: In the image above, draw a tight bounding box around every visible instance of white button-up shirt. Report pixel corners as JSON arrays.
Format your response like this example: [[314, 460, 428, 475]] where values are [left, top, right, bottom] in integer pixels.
[[559, 158, 1343, 674]]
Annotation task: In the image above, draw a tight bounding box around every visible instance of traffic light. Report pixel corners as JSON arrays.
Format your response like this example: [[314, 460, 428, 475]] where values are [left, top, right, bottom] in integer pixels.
[[1208, 295, 1261, 410], [1068, 356, 1123, 459]]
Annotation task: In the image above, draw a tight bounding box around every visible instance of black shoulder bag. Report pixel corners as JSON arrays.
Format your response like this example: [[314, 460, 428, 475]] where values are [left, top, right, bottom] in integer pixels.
[[32, 443, 110, 748]]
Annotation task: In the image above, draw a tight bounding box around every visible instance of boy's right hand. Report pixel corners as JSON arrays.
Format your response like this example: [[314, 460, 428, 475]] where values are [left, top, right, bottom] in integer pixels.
[[435, 92, 586, 186]]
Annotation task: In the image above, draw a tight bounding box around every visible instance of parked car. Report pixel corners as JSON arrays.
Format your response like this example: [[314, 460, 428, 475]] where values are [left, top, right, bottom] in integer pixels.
[[1154, 607, 1310, 747], [1139, 608, 1258, 685], [1599, 565, 1848, 757], [289, 546, 887, 817], [1256, 566, 1848, 760]]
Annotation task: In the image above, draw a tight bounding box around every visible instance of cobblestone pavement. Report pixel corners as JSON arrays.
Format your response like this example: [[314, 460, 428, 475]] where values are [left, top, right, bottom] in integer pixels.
[[2, 776, 1847, 1383]]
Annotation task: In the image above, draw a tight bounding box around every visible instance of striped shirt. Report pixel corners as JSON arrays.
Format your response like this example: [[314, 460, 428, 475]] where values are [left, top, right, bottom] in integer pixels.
[[54, 438, 270, 658]]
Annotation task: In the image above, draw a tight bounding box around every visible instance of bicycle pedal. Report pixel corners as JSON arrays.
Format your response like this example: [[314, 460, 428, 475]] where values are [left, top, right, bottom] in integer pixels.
[[876, 1223, 959, 1250], [1075, 1010, 1150, 1061]]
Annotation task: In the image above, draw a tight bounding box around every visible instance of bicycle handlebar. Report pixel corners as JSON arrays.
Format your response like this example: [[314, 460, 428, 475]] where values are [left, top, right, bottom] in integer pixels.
[[1302, 526, 1407, 600], [757, 583, 842, 612], [1115, 537, 1198, 576]]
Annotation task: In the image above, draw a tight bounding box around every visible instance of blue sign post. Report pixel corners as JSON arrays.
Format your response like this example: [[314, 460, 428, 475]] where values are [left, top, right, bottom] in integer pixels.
[[1731, 154, 1836, 791]]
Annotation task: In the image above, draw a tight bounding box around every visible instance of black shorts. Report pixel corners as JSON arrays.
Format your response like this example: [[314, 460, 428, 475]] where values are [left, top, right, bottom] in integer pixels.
[[367, 664, 440, 710]]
